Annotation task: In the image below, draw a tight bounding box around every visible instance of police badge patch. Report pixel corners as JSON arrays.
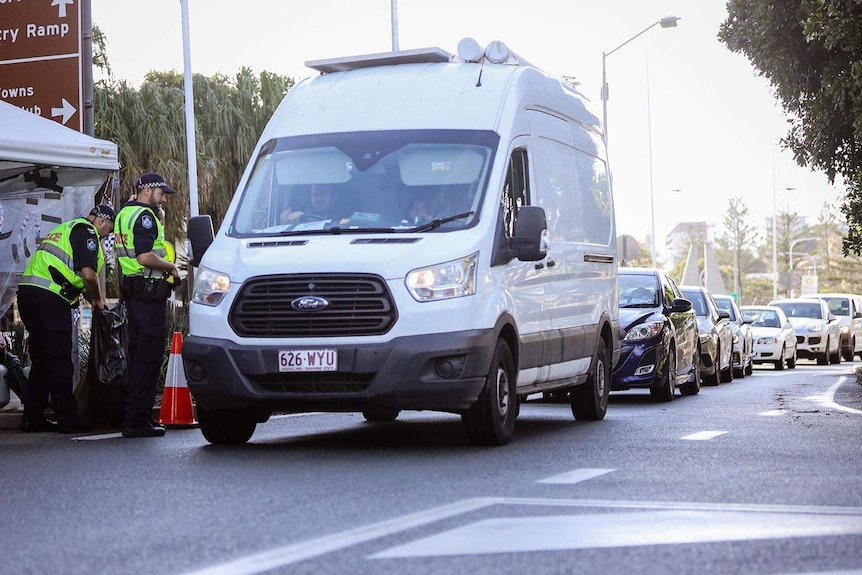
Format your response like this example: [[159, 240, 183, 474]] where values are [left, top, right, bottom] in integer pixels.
[[142, 215, 153, 229], [86, 238, 98, 251]]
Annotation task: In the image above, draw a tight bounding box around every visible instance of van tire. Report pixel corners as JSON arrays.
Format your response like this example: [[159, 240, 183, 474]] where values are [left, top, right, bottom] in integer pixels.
[[362, 408, 400, 422], [571, 340, 610, 420], [198, 407, 257, 445], [461, 339, 518, 446]]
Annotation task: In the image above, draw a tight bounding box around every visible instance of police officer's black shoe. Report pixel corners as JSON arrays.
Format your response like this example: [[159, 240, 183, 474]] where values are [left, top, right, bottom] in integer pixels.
[[122, 425, 167, 438], [20, 418, 58, 433]]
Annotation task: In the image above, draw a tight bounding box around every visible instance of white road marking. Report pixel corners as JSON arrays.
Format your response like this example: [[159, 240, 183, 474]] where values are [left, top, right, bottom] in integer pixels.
[[806, 376, 862, 415], [371, 509, 862, 558], [760, 409, 787, 416], [175, 497, 862, 575], [681, 431, 727, 440], [73, 432, 123, 441], [268, 412, 323, 420], [537, 468, 614, 484]]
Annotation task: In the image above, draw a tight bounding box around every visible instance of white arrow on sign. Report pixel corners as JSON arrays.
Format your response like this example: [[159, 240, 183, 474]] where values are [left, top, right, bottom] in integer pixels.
[[51, 98, 76, 124], [52, 0, 75, 18]]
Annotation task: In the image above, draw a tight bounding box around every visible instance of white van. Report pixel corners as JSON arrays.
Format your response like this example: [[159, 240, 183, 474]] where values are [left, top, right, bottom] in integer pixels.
[[183, 40, 620, 446], [814, 293, 862, 361]]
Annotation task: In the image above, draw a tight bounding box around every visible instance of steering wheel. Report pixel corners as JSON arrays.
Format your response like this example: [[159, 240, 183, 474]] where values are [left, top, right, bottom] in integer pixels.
[[299, 213, 323, 223]]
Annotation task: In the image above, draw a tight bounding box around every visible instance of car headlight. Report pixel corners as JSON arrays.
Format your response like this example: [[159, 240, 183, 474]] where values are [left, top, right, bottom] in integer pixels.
[[806, 323, 823, 333], [732, 333, 739, 344], [192, 266, 231, 306], [699, 333, 712, 345], [624, 321, 663, 341], [840, 326, 850, 334], [757, 336, 779, 345], [406, 253, 477, 302]]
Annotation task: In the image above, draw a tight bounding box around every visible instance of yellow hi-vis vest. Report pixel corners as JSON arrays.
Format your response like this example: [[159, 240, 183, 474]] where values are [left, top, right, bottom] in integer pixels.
[[115, 205, 166, 279], [19, 217, 104, 304]]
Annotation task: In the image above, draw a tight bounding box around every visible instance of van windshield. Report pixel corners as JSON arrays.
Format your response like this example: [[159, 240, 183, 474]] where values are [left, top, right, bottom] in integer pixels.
[[228, 130, 498, 237]]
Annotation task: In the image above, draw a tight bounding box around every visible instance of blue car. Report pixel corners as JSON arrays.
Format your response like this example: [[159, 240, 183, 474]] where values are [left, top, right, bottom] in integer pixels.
[[612, 268, 701, 401]]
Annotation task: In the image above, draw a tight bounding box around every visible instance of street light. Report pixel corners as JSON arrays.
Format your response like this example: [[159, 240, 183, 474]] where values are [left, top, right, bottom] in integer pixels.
[[789, 236, 816, 297], [601, 15, 679, 268], [772, 186, 796, 300], [601, 15, 680, 142]]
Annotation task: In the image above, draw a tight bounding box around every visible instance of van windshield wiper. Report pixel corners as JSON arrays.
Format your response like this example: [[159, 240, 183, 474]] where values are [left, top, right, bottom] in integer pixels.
[[407, 211, 474, 233], [278, 226, 397, 236]]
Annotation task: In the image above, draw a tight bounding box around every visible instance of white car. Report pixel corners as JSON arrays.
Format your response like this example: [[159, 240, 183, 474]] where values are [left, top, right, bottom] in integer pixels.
[[740, 305, 797, 370], [768, 298, 840, 365], [814, 293, 862, 361]]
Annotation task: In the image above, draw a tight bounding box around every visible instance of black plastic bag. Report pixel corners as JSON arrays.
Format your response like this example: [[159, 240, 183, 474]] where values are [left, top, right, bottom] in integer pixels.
[[75, 303, 127, 429], [93, 303, 128, 386]]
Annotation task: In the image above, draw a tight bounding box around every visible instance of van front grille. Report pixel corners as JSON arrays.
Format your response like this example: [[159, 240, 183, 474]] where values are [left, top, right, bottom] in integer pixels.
[[229, 273, 397, 337]]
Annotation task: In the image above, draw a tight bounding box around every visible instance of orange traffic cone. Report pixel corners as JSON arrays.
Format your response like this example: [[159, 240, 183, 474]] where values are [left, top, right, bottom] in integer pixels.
[[159, 332, 198, 428]]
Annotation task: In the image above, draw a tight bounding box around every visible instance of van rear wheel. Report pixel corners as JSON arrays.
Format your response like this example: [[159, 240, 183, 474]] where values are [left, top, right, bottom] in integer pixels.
[[571, 340, 610, 420], [461, 339, 518, 446]]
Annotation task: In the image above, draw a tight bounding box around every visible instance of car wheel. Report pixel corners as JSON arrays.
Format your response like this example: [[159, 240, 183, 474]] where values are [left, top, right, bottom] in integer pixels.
[[571, 339, 611, 420], [842, 338, 854, 362], [745, 350, 754, 376], [720, 347, 734, 383], [362, 408, 400, 423], [462, 339, 517, 446], [703, 345, 720, 386], [817, 339, 829, 365], [650, 347, 676, 402], [775, 346, 786, 370], [786, 347, 797, 369], [830, 339, 842, 364], [679, 350, 701, 396], [198, 406, 258, 445]]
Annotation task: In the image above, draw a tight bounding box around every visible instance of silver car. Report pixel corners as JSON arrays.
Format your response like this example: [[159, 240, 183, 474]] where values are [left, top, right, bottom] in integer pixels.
[[768, 298, 840, 365], [680, 286, 734, 385], [740, 305, 798, 370], [714, 294, 754, 378]]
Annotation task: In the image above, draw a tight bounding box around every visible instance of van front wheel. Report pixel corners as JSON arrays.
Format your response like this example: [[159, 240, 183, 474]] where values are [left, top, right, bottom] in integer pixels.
[[198, 406, 258, 445], [571, 340, 610, 420], [461, 339, 518, 446]]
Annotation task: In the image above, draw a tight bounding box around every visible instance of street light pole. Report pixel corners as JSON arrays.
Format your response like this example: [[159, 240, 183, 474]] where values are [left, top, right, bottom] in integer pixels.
[[600, 15, 680, 142], [789, 236, 816, 297], [601, 16, 679, 268]]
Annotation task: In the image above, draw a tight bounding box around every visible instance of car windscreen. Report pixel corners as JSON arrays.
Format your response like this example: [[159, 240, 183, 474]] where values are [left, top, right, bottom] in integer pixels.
[[619, 274, 660, 308], [680, 289, 708, 316], [228, 129, 499, 237], [773, 301, 823, 319]]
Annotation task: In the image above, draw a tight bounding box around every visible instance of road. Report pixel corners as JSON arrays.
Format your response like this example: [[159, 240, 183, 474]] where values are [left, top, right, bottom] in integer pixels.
[[2, 361, 861, 575]]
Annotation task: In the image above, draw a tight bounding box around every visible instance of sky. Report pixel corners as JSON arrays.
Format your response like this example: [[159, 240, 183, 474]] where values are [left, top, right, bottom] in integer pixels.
[[90, 0, 843, 263]]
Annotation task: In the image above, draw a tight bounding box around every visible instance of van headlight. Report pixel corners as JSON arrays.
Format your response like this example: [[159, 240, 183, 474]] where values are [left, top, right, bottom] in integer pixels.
[[192, 266, 231, 306], [406, 253, 477, 302]]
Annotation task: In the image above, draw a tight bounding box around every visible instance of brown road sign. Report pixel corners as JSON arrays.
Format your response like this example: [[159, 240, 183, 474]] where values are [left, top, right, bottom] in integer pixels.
[[0, 0, 83, 131]]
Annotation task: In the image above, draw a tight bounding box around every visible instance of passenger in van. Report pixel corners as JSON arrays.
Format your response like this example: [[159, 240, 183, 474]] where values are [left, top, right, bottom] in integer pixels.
[[281, 184, 338, 223], [405, 196, 435, 225]]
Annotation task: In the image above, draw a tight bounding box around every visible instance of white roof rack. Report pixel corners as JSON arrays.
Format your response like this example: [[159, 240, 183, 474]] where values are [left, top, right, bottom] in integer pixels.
[[306, 47, 453, 74]]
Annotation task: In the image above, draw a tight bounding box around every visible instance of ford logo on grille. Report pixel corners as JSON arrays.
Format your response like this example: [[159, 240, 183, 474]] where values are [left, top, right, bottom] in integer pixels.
[[291, 296, 329, 312]]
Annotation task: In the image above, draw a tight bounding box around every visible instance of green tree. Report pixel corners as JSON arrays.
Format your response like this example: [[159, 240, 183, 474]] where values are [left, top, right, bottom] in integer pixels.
[[716, 197, 759, 300], [718, 1, 862, 254]]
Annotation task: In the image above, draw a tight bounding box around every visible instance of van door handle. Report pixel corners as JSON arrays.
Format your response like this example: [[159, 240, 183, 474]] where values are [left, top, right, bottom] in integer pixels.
[[547, 260, 556, 268]]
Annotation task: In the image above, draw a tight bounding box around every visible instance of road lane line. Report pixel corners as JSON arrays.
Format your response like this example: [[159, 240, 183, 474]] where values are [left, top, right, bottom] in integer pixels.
[[806, 376, 862, 415], [178, 498, 499, 575], [681, 431, 727, 440], [537, 468, 615, 484], [72, 432, 123, 441], [759, 409, 787, 416]]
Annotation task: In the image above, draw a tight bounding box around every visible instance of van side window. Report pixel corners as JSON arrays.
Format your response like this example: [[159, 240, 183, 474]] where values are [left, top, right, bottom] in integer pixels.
[[502, 148, 530, 237]]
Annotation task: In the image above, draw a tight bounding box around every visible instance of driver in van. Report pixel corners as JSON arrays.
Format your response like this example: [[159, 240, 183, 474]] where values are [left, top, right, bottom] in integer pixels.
[[281, 184, 337, 223]]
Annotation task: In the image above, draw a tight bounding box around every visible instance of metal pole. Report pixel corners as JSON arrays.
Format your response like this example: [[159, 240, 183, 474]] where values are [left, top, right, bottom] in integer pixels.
[[81, 0, 94, 136], [390, 0, 399, 51], [180, 0, 199, 218], [601, 51, 608, 142], [772, 161, 778, 301], [646, 57, 656, 268]]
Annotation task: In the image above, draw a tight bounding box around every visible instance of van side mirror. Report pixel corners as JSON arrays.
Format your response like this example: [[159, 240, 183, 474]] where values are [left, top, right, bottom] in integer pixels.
[[854, 311, 862, 319], [510, 205, 548, 262], [187, 215, 215, 267]]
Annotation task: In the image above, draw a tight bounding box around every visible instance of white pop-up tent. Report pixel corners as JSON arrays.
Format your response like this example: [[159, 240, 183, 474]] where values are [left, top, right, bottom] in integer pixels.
[[0, 99, 121, 316]]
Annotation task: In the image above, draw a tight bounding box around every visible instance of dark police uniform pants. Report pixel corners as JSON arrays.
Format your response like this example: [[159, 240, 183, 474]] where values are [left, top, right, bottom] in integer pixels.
[[124, 293, 168, 429], [17, 285, 79, 428]]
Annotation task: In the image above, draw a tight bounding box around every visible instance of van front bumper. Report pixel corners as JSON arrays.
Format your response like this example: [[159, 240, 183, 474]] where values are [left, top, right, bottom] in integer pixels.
[[182, 330, 496, 413]]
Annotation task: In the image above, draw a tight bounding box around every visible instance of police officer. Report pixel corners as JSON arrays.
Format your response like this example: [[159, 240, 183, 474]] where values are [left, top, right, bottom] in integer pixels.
[[17, 205, 116, 433], [115, 173, 179, 438]]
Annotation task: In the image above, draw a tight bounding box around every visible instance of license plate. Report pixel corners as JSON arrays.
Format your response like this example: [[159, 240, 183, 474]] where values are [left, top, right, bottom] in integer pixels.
[[278, 349, 338, 372]]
